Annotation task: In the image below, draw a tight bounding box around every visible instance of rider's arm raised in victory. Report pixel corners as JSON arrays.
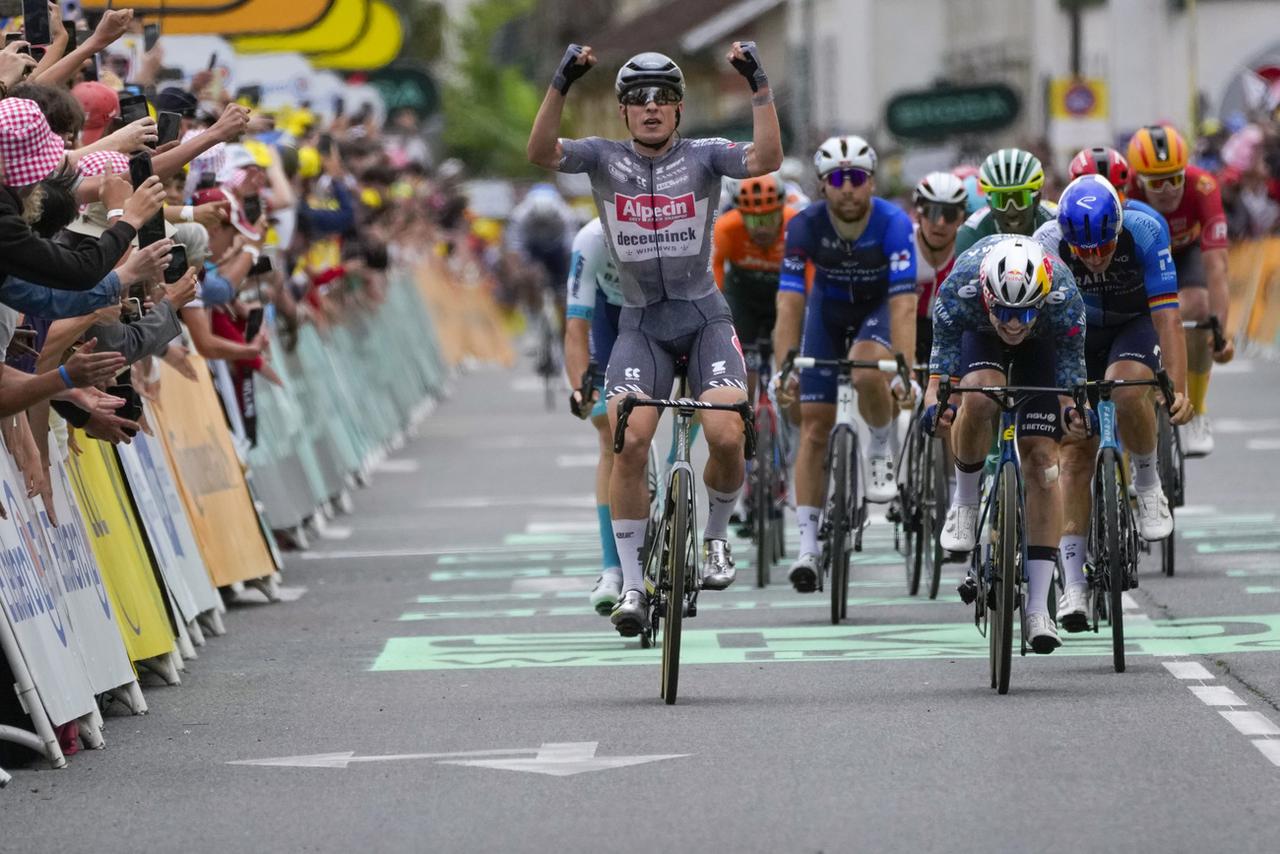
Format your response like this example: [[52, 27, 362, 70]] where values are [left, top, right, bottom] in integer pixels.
[[528, 45, 597, 171]]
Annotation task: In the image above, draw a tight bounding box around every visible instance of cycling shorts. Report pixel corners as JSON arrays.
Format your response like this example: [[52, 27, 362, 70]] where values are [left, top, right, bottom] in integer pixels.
[[528, 241, 571, 294], [916, 315, 933, 371], [799, 295, 892, 405], [590, 291, 621, 418], [956, 331, 1062, 441], [1173, 243, 1206, 290], [725, 274, 778, 349], [1084, 315, 1161, 406], [605, 293, 748, 401]]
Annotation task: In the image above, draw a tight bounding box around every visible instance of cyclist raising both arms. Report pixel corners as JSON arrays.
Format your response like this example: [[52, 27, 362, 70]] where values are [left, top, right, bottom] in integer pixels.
[[911, 171, 968, 367], [772, 136, 916, 593], [527, 42, 783, 636], [1034, 175, 1193, 631], [954, 148, 1057, 255], [1127, 124, 1232, 456], [923, 237, 1088, 653]]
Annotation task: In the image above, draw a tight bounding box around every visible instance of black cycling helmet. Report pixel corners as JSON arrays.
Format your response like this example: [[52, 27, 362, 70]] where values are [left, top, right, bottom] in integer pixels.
[[615, 52, 685, 100]]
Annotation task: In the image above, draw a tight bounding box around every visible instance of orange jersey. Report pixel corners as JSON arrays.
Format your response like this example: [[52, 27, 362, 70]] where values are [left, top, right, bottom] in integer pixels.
[[712, 206, 803, 292]]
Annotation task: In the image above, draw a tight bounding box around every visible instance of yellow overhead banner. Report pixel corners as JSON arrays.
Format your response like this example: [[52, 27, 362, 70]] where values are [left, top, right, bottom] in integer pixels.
[[149, 356, 276, 587], [65, 435, 175, 665], [89, 0, 335, 37], [234, 0, 370, 55], [312, 0, 402, 70]]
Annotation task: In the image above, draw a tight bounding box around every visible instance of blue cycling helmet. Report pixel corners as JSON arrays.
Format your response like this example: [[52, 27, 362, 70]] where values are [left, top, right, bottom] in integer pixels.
[[1057, 174, 1124, 248]]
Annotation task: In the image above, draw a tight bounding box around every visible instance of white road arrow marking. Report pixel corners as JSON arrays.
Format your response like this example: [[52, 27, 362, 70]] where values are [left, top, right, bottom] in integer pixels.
[[229, 742, 688, 775]]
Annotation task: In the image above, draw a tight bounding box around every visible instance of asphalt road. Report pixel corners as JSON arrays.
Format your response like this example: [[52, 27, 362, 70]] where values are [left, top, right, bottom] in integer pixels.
[[4, 355, 1280, 853]]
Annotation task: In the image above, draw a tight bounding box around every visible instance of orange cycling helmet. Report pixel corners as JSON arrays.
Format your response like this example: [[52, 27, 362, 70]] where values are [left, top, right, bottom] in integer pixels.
[[736, 175, 784, 213], [1127, 125, 1189, 175]]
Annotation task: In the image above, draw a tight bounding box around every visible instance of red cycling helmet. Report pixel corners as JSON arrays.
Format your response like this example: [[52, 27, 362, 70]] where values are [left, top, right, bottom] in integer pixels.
[[1068, 147, 1130, 198]]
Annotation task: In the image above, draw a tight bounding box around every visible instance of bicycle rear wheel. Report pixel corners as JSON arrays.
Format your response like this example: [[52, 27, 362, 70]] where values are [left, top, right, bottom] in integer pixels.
[[829, 432, 851, 625], [916, 435, 948, 600], [1100, 450, 1126, 673], [660, 468, 693, 704], [841, 436, 860, 621], [992, 462, 1019, 695], [903, 423, 923, 596], [754, 417, 774, 588]]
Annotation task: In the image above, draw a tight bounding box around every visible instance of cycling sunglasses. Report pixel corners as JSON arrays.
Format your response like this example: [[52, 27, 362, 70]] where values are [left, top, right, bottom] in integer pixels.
[[742, 210, 782, 229], [1070, 238, 1118, 261], [917, 202, 964, 224], [619, 86, 681, 106], [987, 187, 1037, 211], [989, 304, 1040, 325], [824, 168, 871, 189], [1138, 171, 1185, 192]]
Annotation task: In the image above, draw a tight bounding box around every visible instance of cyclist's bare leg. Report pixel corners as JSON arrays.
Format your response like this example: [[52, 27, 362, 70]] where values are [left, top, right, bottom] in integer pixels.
[[1109, 360, 1157, 456], [850, 339, 893, 433], [949, 369, 1003, 466], [1019, 435, 1064, 615], [700, 386, 748, 541], [795, 401, 835, 557], [592, 412, 615, 505], [1180, 286, 1213, 403]]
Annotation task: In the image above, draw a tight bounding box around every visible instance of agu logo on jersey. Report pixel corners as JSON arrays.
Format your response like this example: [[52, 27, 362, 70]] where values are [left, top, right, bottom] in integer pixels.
[[615, 193, 696, 230]]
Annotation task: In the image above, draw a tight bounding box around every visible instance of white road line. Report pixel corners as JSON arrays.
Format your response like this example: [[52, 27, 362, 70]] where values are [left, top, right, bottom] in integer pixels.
[[1189, 685, 1247, 707], [1174, 504, 1217, 516], [1163, 661, 1214, 680], [419, 495, 597, 510], [1245, 438, 1280, 451], [1254, 740, 1280, 767], [275, 586, 308, 602], [525, 521, 600, 535], [1220, 711, 1280, 737], [1214, 418, 1280, 434], [375, 459, 421, 473], [556, 454, 599, 468], [317, 525, 353, 541]]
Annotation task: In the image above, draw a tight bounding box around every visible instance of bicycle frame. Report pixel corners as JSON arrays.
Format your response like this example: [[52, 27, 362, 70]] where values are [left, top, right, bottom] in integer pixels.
[[973, 410, 1027, 640]]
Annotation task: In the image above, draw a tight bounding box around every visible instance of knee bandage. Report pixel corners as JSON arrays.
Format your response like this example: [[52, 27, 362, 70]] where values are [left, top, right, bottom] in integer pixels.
[[1042, 464, 1059, 485]]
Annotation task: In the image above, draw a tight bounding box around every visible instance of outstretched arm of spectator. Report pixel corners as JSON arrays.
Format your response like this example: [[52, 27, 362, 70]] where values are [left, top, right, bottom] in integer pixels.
[[298, 178, 356, 236], [152, 104, 252, 180], [180, 306, 263, 362], [33, 7, 132, 88], [0, 272, 122, 319]]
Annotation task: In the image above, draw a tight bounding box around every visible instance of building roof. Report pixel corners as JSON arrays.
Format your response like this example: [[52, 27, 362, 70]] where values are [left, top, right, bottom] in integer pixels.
[[587, 0, 737, 58]]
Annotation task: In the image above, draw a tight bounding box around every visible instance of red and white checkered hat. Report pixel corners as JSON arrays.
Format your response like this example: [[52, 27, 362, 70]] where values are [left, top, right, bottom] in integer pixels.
[[76, 150, 131, 178], [0, 98, 68, 188]]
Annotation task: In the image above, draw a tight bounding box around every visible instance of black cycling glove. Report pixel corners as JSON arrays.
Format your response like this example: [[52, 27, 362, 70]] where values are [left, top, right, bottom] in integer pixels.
[[552, 44, 591, 95], [729, 41, 768, 92]]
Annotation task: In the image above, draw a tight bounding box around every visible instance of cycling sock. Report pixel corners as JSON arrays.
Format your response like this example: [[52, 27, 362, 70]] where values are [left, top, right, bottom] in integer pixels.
[[798, 505, 821, 556], [597, 504, 621, 571], [868, 421, 894, 456], [1131, 451, 1159, 491], [1025, 545, 1059, 617], [1187, 368, 1209, 415], [612, 518, 649, 593], [1059, 535, 1087, 587], [704, 485, 740, 540], [952, 459, 984, 505]]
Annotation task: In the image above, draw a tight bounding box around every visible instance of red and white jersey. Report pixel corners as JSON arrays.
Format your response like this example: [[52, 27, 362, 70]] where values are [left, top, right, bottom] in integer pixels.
[[913, 223, 957, 319]]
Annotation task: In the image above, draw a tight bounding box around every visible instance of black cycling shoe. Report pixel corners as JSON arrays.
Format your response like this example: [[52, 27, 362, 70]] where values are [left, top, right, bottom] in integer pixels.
[[789, 555, 819, 593]]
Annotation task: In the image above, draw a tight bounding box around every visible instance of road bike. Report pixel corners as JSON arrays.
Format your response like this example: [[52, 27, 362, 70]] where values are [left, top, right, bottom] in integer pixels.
[[941, 380, 1086, 695], [533, 294, 563, 411], [1083, 373, 1175, 673], [895, 364, 949, 599], [740, 340, 789, 587], [613, 375, 754, 704], [788, 352, 908, 625]]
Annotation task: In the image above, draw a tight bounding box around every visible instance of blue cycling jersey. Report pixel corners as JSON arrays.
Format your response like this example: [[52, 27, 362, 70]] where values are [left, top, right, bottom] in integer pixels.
[[1033, 206, 1177, 327], [780, 197, 916, 302]]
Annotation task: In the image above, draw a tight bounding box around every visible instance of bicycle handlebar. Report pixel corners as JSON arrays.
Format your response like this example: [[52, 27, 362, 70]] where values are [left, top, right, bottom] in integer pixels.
[[1183, 316, 1226, 352], [1082, 369, 1176, 410], [612, 394, 756, 459], [569, 364, 605, 420], [937, 380, 1087, 419], [785, 352, 910, 389]]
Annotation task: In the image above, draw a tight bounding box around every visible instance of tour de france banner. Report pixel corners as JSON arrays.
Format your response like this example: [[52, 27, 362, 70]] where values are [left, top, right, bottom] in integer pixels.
[[149, 358, 276, 586], [65, 433, 175, 666], [116, 425, 222, 623], [41, 444, 137, 696], [0, 448, 96, 727]]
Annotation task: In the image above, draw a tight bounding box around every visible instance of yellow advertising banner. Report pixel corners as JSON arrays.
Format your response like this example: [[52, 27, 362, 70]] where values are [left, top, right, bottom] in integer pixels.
[[234, 0, 369, 55], [1049, 77, 1109, 120], [65, 435, 175, 665], [312, 1, 402, 70], [149, 356, 276, 586], [81, 0, 333, 36]]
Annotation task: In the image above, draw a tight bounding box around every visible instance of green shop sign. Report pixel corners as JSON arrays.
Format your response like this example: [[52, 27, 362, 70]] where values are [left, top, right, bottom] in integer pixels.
[[885, 84, 1021, 140]]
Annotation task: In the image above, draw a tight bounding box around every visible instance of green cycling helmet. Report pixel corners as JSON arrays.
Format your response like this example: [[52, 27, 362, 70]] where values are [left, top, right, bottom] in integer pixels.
[[978, 148, 1045, 193]]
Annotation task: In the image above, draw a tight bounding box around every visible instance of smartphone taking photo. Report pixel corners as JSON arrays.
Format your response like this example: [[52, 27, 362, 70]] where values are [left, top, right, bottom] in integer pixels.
[[164, 244, 188, 285], [21, 0, 51, 46], [156, 111, 182, 146]]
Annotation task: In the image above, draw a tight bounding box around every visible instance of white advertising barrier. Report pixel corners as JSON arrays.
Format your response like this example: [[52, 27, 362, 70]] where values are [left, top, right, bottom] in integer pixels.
[[116, 424, 223, 624], [0, 450, 96, 729], [41, 446, 138, 699]]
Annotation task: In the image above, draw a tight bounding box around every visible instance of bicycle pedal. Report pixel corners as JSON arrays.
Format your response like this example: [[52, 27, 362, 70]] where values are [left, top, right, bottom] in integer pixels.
[[686, 602, 697, 618], [957, 577, 978, 605]]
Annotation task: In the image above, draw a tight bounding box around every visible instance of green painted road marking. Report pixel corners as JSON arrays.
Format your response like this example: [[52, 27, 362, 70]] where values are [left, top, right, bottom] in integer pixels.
[[1196, 541, 1280, 554], [398, 595, 946, 622], [370, 614, 1280, 671], [1228, 568, 1280, 578], [503, 533, 599, 546], [1246, 586, 1280, 595]]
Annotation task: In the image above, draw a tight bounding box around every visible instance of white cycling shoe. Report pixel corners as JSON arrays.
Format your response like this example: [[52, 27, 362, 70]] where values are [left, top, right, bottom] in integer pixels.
[[939, 502, 980, 553], [1183, 414, 1214, 457], [1025, 612, 1062, 655], [1057, 582, 1090, 634], [589, 570, 623, 616], [1134, 484, 1174, 541], [866, 451, 896, 503]]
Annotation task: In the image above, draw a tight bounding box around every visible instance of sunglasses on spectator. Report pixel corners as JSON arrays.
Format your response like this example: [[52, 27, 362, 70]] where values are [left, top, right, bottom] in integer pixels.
[[742, 211, 782, 229], [987, 187, 1037, 211], [824, 168, 871, 189], [1138, 171, 1184, 192], [1070, 239, 1118, 261], [917, 203, 964, 224], [990, 305, 1039, 325], [619, 86, 681, 106]]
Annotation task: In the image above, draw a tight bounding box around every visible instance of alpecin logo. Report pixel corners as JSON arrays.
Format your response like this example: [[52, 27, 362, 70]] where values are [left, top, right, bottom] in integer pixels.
[[615, 193, 696, 230]]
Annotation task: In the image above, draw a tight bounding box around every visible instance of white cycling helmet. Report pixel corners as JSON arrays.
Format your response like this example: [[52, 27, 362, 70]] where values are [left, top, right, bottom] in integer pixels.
[[913, 171, 968, 207], [813, 135, 876, 178], [979, 237, 1053, 309]]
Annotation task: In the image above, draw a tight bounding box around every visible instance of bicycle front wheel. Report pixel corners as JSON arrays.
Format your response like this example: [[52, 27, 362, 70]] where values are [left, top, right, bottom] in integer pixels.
[[992, 461, 1019, 695], [830, 432, 852, 625], [1100, 450, 1126, 673], [660, 468, 693, 704], [903, 423, 923, 596]]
